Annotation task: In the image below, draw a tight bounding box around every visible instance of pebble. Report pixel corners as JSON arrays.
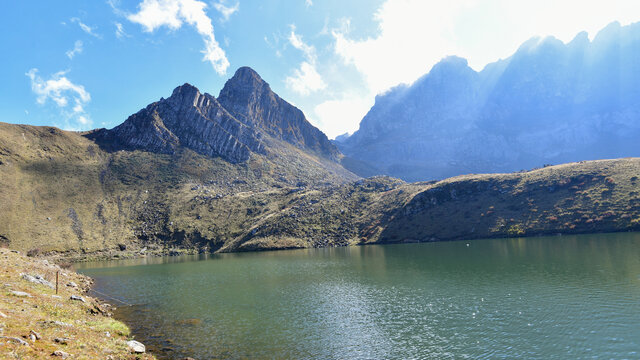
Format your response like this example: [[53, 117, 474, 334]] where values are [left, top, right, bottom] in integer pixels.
[[52, 350, 70, 358], [10, 290, 31, 298], [127, 340, 146, 353], [0, 311, 7, 318], [70, 295, 86, 302]]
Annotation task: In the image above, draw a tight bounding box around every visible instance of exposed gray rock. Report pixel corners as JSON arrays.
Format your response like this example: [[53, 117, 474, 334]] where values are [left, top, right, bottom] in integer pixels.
[[20, 273, 54, 289], [0, 336, 29, 346], [66, 282, 78, 288], [38, 320, 72, 328], [87, 67, 343, 165], [219, 67, 341, 161], [70, 295, 86, 302], [54, 337, 70, 345], [87, 83, 265, 163], [52, 350, 70, 358], [9, 290, 31, 297], [127, 340, 146, 353], [30, 330, 41, 340]]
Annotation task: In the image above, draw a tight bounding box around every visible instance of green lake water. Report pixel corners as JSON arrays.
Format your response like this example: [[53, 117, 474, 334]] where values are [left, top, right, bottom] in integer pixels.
[[77, 233, 640, 359]]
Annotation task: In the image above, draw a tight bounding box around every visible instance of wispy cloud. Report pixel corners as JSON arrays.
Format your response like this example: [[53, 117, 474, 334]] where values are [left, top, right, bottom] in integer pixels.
[[25, 69, 92, 130], [70, 17, 101, 38], [285, 25, 326, 95], [65, 40, 84, 59], [127, 0, 229, 75], [212, 1, 239, 22], [305, 0, 313, 7], [115, 22, 130, 39]]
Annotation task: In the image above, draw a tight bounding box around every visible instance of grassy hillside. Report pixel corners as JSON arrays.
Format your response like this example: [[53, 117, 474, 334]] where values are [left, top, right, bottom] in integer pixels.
[[0, 122, 356, 255], [1, 122, 639, 257]]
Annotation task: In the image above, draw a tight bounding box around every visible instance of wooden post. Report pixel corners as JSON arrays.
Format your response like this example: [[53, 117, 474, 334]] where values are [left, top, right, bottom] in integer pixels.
[[56, 271, 59, 295]]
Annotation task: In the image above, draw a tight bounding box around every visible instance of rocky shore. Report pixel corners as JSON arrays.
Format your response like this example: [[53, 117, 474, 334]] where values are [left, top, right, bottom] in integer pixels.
[[0, 248, 155, 359]]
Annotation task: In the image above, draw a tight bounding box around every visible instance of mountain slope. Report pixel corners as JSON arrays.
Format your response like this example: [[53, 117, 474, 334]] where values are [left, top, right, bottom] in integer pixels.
[[339, 21, 640, 181], [2, 117, 639, 256]]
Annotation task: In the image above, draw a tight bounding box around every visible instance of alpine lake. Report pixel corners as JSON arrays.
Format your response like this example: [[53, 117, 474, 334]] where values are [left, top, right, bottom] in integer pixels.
[[76, 232, 640, 359]]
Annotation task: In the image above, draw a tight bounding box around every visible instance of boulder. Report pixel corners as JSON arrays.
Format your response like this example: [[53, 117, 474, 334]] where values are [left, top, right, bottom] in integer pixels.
[[127, 340, 146, 353]]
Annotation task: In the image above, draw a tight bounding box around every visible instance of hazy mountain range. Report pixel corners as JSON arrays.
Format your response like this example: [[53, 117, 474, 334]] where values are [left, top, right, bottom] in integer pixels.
[[337, 21, 640, 181]]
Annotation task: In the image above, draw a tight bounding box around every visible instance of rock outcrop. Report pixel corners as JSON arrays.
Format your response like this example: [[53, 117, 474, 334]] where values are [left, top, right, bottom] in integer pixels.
[[87, 67, 341, 164], [87, 83, 264, 163], [218, 67, 341, 161]]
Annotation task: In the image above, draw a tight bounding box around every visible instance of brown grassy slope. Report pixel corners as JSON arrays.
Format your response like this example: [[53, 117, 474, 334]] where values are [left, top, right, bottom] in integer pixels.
[[240, 159, 640, 249], [0, 248, 154, 359], [374, 158, 640, 243], [0, 122, 357, 255]]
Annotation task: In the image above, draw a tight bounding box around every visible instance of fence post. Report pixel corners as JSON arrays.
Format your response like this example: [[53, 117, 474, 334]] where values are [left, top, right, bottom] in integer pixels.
[[56, 271, 59, 295]]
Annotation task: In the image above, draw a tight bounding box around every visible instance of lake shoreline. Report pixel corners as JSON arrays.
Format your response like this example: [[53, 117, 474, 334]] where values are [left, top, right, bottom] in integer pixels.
[[35, 226, 640, 264]]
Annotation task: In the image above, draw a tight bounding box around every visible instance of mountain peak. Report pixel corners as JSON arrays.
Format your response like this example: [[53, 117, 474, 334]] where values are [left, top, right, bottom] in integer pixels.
[[218, 67, 341, 161], [234, 66, 263, 80], [221, 66, 269, 96], [428, 56, 472, 77], [172, 82, 200, 95]]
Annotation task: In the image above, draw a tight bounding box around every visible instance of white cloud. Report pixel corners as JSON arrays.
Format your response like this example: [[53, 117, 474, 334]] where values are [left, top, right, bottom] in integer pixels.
[[305, 0, 313, 7], [26, 69, 92, 129], [127, 0, 230, 75], [70, 17, 101, 38], [115, 22, 130, 39], [314, 94, 373, 139], [212, 1, 239, 22], [285, 26, 327, 95], [65, 40, 83, 59], [332, 0, 463, 95], [286, 62, 327, 96], [288, 26, 316, 61]]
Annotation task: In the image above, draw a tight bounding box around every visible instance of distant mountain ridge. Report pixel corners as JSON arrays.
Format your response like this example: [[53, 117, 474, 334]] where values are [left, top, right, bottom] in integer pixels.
[[338, 21, 640, 181], [88, 67, 341, 163]]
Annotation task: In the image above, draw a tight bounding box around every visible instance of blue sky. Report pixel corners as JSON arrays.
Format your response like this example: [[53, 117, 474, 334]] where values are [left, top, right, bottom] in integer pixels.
[[2, 1, 640, 138]]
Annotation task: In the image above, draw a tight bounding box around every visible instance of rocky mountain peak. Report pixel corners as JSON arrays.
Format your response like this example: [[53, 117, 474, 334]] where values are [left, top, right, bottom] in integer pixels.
[[163, 83, 210, 110], [218, 66, 341, 161], [86, 82, 265, 163], [85, 67, 343, 163]]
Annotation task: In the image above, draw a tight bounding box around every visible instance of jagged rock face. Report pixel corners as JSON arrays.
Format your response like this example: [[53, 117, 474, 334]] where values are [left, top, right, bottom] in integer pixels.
[[87, 67, 341, 163], [218, 67, 341, 161], [87, 83, 265, 163], [339, 21, 640, 181]]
